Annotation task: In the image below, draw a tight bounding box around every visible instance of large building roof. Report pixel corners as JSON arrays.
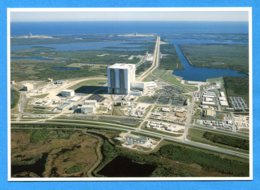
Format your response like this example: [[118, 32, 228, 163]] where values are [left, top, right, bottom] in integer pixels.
[[108, 63, 136, 70]]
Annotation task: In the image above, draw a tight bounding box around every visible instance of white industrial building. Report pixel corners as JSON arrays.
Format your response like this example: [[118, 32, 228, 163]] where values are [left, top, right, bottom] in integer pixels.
[[131, 81, 157, 90], [81, 105, 96, 114], [219, 91, 229, 107], [145, 52, 154, 62], [107, 63, 136, 95], [84, 100, 98, 108], [60, 89, 75, 97], [131, 81, 144, 90]]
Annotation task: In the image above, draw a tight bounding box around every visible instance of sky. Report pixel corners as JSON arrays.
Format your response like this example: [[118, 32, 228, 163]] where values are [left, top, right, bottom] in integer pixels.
[[10, 9, 249, 22]]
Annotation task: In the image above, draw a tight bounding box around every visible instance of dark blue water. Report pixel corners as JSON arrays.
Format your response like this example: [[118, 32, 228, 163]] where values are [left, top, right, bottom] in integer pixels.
[[170, 38, 247, 45], [11, 21, 248, 36], [173, 45, 246, 81]]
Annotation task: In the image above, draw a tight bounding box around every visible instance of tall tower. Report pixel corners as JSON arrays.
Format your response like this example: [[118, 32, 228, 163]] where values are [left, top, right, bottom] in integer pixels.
[[107, 63, 136, 95]]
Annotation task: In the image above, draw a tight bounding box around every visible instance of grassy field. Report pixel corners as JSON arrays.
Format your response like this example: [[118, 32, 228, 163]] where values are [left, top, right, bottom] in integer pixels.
[[180, 44, 249, 74], [187, 128, 249, 152], [145, 69, 198, 92], [136, 61, 152, 75], [11, 89, 19, 109], [224, 76, 249, 104], [159, 44, 182, 70]]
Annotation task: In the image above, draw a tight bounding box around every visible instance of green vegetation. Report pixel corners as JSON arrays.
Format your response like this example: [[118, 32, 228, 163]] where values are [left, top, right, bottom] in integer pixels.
[[11, 59, 107, 81], [29, 129, 74, 143], [224, 77, 249, 104], [203, 132, 249, 150], [112, 106, 125, 116], [13, 124, 249, 177], [158, 143, 249, 176], [145, 69, 198, 92], [98, 138, 249, 177], [100, 140, 120, 164], [54, 50, 142, 65], [11, 89, 19, 109], [136, 62, 152, 75], [193, 109, 202, 119], [30, 129, 49, 143], [66, 164, 84, 174], [159, 44, 182, 70], [137, 96, 157, 104], [188, 128, 249, 152], [180, 44, 249, 73], [145, 127, 183, 137], [12, 128, 100, 177]]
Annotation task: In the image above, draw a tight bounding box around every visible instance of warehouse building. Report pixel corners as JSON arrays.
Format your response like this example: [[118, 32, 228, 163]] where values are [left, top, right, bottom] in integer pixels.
[[81, 105, 96, 114], [60, 89, 75, 97]]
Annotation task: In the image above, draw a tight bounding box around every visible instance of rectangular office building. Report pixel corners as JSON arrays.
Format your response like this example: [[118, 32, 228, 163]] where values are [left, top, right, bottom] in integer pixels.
[[107, 63, 136, 95]]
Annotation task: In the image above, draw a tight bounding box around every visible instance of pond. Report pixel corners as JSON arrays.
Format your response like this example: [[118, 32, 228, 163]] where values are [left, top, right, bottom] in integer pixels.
[[12, 153, 48, 177], [98, 156, 156, 177]]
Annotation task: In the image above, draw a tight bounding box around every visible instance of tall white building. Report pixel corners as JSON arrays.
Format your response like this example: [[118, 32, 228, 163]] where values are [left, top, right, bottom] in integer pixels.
[[107, 63, 136, 94]]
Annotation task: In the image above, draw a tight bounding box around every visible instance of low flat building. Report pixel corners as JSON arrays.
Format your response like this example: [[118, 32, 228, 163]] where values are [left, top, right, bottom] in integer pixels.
[[202, 101, 215, 106], [205, 109, 216, 117], [81, 105, 96, 114], [60, 89, 75, 97], [220, 91, 225, 97], [131, 82, 144, 90], [84, 100, 98, 107], [220, 100, 229, 107], [162, 107, 170, 112]]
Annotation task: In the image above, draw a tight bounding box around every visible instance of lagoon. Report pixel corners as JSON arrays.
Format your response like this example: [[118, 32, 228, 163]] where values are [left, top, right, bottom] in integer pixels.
[[173, 45, 246, 81]]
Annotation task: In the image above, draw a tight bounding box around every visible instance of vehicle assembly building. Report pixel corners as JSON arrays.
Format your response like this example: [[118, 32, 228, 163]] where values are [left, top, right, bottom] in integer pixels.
[[107, 63, 136, 95]]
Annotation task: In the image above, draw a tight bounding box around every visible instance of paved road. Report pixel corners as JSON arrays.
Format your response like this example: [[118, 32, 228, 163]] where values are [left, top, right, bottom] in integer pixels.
[[191, 125, 249, 139], [137, 105, 154, 129], [12, 119, 249, 159], [138, 36, 160, 81], [16, 92, 27, 121], [183, 83, 203, 141]]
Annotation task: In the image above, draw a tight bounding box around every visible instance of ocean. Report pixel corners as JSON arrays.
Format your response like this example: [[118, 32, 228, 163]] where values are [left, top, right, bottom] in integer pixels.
[[11, 21, 248, 36]]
